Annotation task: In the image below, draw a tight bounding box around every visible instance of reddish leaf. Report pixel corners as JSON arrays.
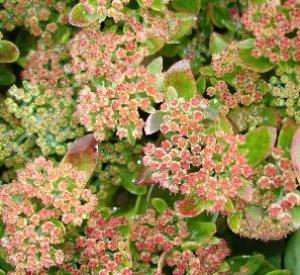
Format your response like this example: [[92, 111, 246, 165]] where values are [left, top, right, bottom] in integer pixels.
[[175, 197, 203, 217], [61, 134, 98, 175], [291, 127, 300, 181]]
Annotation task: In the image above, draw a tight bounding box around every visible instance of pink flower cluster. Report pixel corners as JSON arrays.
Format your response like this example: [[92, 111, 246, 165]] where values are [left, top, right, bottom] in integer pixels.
[[0, 157, 97, 273], [0, 0, 70, 41], [66, 212, 132, 275], [206, 80, 263, 115], [143, 97, 253, 213], [65, 28, 148, 84], [130, 208, 229, 274], [77, 79, 164, 142], [22, 46, 70, 89], [236, 148, 299, 240], [241, 0, 300, 63], [167, 240, 230, 275]]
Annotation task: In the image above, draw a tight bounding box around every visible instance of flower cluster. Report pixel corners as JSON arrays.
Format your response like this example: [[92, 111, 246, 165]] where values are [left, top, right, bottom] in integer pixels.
[[206, 79, 264, 115], [241, 1, 300, 63], [0, 157, 97, 273], [65, 28, 148, 85], [130, 208, 230, 274], [143, 97, 253, 213], [6, 83, 84, 155], [269, 65, 300, 123], [0, 0, 71, 43], [234, 148, 299, 241], [67, 212, 132, 275], [77, 79, 163, 143], [22, 45, 71, 89]]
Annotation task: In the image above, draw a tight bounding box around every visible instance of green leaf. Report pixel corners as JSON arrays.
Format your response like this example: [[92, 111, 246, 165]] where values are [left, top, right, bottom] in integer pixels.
[[278, 120, 297, 157], [171, 0, 201, 14], [0, 67, 15, 86], [229, 254, 268, 274], [284, 230, 300, 275], [165, 86, 178, 102], [164, 59, 197, 100], [196, 77, 206, 94], [238, 39, 274, 73], [187, 220, 216, 244], [61, 134, 98, 176], [239, 126, 277, 166], [0, 269, 5, 275], [0, 40, 20, 63], [147, 57, 163, 75], [291, 206, 300, 228], [145, 37, 165, 55], [209, 32, 229, 54], [172, 13, 197, 41], [266, 271, 291, 275], [227, 212, 242, 232], [69, 3, 105, 27], [119, 167, 147, 195], [151, 198, 168, 214]]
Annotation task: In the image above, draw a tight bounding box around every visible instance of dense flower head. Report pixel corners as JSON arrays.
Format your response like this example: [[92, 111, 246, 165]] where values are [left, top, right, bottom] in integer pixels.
[[234, 147, 299, 241], [269, 65, 300, 123], [206, 79, 264, 115], [143, 96, 254, 213], [0, 157, 97, 273], [124, 3, 181, 45], [241, 0, 300, 63], [0, 100, 41, 183], [77, 79, 164, 142], [78, 0, 130, 22], [0, 0, 71, 43], [22, 45, 71, 89], [65, 28, 148, 85], [130, 208, 230, 274], [6, 83, 84, 155], [65, 212, 132, 275]]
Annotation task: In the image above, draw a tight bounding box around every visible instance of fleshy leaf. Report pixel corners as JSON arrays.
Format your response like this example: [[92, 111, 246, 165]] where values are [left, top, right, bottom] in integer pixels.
[[291, 206, 300, 228], [174, 197, 205, 217], [144, 111, 164, 135], [266, 271, 291, 275], [187, 220, 216, 244], [172, 13, 197, 41], [0, 67, 16, 85], [151, 198, 168, 214], [239, 126, 277, 166], [0, 40, 20, 63], [61, 134, 98, 175], [147, 57, 163, 75], [164, 59, 197, 100], [291, 127, 300, 182], [279, 120, 297, 157], [209, 32, 229, 54], [238, 39, 274, 73], [69, 3, 104, 27], [284, 230, 300, 274], [119, 167, 147, 195], [227, 212, 242, 232], [171, 0, 201, 13]]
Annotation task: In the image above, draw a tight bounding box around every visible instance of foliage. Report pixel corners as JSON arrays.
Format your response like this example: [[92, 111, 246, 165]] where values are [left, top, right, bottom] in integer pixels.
[[0, 0, 300, 274]]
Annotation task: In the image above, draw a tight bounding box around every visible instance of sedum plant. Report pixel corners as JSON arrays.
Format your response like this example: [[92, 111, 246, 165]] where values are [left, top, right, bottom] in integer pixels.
[[1, 0, 300, 274]]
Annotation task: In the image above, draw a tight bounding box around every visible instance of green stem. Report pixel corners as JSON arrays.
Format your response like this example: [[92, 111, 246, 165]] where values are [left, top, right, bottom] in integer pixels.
[[146, 184, 154, 205]]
